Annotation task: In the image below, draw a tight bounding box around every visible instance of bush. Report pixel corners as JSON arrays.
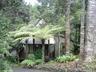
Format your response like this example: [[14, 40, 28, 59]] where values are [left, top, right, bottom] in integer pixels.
[[21, 53, 42, 67], [34, 49, 42, 59], [35, 59, 42, 64], [6, 56, 17, 63], [21, 59, 42, 67], [21, 59, 35, 67], [27, 54, 35, 61], [27, 48, 42, 60], [0, 59, 13, 72], [56, 54, 78, 63]]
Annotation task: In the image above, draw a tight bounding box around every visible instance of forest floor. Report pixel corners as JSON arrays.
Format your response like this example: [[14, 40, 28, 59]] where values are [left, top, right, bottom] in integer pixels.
[[13, 61, 87, 72], [32, 61, 85, 72], [13, 67, 50, 72]]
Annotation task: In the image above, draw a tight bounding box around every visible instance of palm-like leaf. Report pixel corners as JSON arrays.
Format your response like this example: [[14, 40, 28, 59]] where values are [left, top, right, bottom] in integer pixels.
[[10, 24, 64, 42], [35, 25, 63, 39]]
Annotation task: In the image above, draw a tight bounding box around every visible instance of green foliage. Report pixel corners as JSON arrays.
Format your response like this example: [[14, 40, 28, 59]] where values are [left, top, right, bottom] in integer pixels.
[[56, 54, 78, 63], [35, 59, 42, 65], [27, 54, 35, 61], [21, 53, 42, 67], [21, 59, 35, 67], [0, 59, 13, 72], [21, 59, 42, 67], [35, 25, 63, 39], [34, 49, 42, 59], [0, 0, 30, 40], [26, 53, 42, 61], [0, 41, 11, 56], [0, 0, 30, 44], [0, 0, 30, 63], [10, 24, 63, 41], [6, 56, 17, 63], [20, 54, 35, 67]]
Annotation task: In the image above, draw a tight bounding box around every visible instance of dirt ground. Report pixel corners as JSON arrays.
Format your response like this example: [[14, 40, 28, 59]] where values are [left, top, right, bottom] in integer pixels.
[[13, 68, 50, 72]]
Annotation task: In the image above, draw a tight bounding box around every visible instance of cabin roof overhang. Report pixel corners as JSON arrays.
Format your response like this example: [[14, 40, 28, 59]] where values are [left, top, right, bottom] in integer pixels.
[[20, 37, 55, 44]]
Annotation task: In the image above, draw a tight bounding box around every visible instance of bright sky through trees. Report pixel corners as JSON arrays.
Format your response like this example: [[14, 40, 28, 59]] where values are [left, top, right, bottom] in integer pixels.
[[24, 0, 40, 6]]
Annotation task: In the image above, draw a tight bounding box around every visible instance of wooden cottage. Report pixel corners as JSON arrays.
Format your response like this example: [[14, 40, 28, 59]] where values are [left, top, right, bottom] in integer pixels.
[[21, 37, 55, 61]]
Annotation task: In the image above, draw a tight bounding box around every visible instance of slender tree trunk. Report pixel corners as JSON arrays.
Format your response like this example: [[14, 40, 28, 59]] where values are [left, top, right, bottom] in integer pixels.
[[80, 0, 86, 61], [42, 39, 45, 63], [65, 0, 71, 54], [33, 36, 35, 53], [84, 0, 96, 62], [58, 33, 61, 56], [25, 40, 28, 56]]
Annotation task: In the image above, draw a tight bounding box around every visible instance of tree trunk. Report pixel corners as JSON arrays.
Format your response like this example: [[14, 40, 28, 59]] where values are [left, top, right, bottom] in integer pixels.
[[42, 39, 45, 64], [84, 0, 96, 62], [58, 33, 61, 56], [33, 36, 35, 53], [80, 0, 86, 61], [65, 0, 71, 54], [92, 0, 96, 59]]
